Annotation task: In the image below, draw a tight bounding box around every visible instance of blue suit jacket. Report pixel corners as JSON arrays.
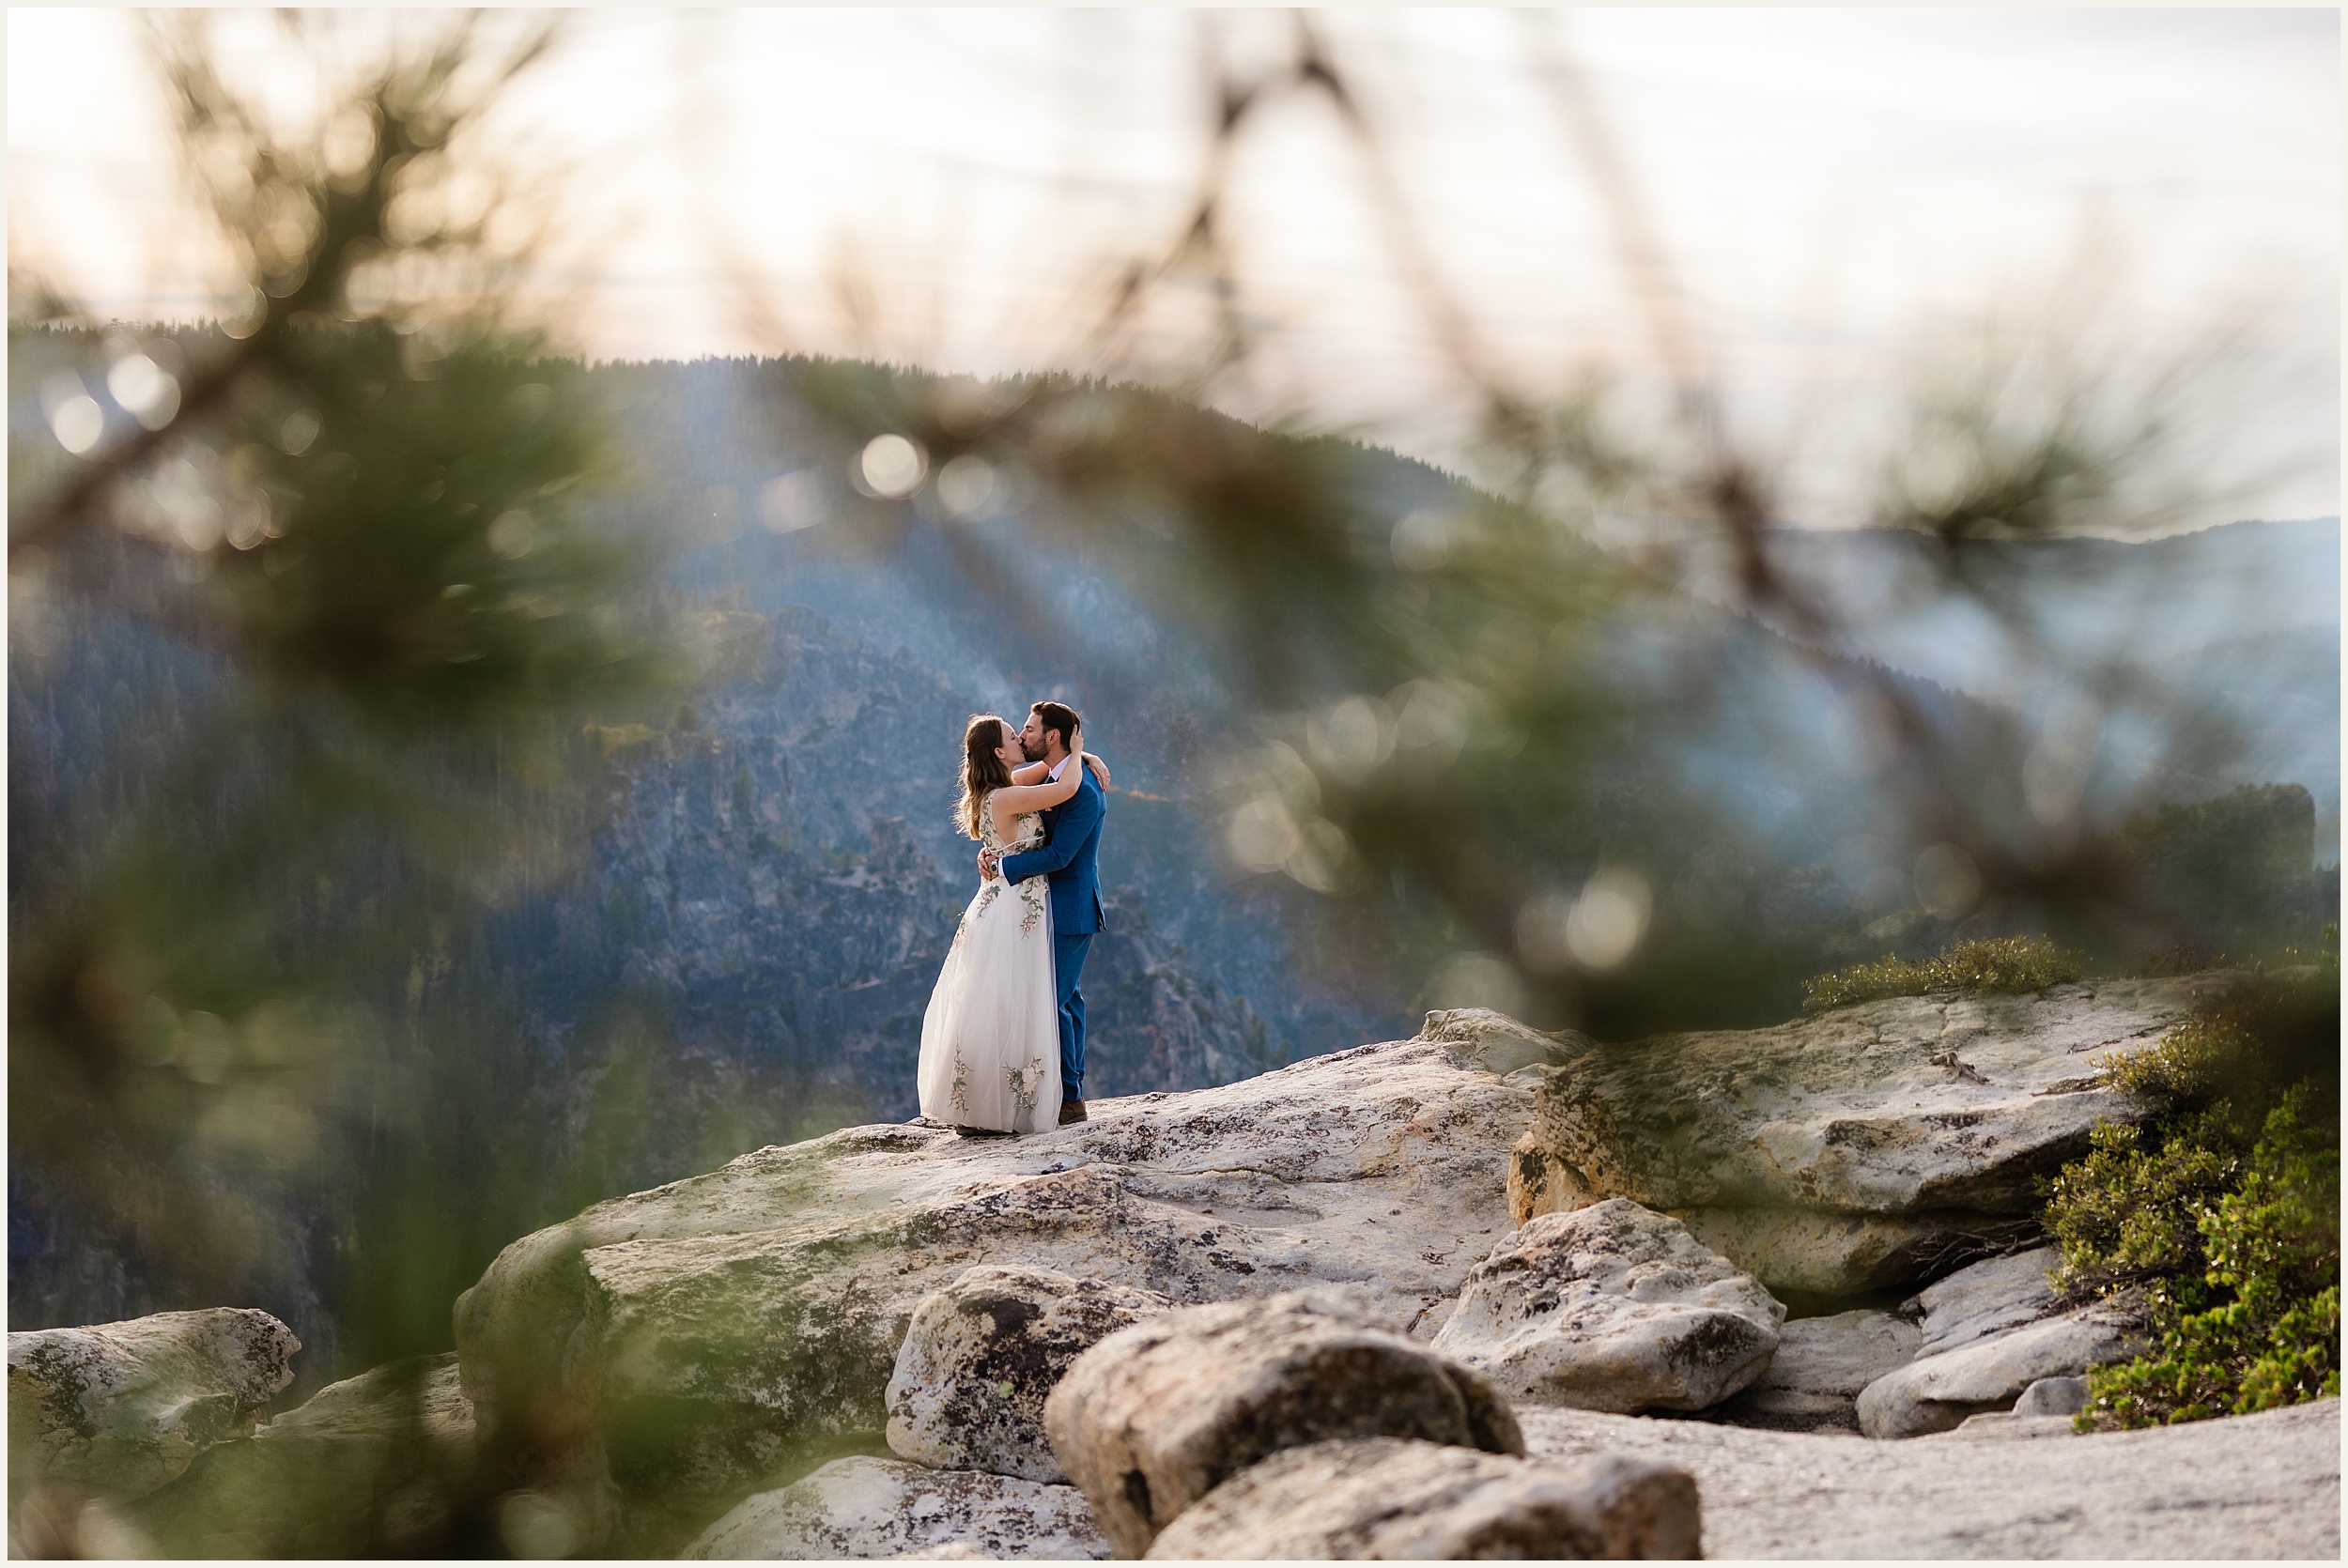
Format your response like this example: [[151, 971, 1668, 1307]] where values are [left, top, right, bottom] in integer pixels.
[[1000, 765, 1107, 936]]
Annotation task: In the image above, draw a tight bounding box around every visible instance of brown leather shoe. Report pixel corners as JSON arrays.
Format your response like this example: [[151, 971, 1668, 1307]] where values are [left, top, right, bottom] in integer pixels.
[[1058, 1099, 1088, 1125]]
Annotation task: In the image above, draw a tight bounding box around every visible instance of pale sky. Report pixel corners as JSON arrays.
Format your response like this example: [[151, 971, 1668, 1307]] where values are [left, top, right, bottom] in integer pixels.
[[8, 8, 2340, 526]]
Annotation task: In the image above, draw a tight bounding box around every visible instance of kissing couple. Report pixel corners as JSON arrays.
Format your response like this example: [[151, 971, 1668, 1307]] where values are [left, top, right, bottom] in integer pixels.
[[915, 700, 1111, 1136]]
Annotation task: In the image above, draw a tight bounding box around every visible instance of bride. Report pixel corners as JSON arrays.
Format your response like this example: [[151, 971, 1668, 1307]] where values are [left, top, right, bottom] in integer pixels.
[[917, 713, 1106, 1135]]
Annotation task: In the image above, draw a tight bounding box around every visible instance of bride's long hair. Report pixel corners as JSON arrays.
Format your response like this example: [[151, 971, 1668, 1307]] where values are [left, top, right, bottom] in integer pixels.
[[955, 714, 1014, 839]]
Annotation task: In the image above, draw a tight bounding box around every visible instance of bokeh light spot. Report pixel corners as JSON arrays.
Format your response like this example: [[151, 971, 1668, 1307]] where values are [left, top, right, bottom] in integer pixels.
[[858, 434, 927, 499], [757, 471, 825, 532], [1305, 695, 1394, 781], [935, 454, 996, 516], [1429, 951, 1531, 1020], [50, 395, 104, 455], [1914, 843, 1982, 918], [106, 353, 181, 430], [1564, 869, 1653, 970], [1226, 796, 1299, 872]]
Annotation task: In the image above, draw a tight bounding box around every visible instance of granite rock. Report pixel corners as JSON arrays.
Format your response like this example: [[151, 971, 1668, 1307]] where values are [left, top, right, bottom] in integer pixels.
[[1906, 1246, 2064, 1356], [2013, 1375, 2090, 1419], [1514, 977, 2229, 1220], [1043, 1289, 1523, 1558], [1517, 1398, 2337, 1558], [1940, 1412, 2084, 1440], [1855, 1249, 2149, 1439], [1665, 1207, 2042, 1299], [8, 1309, 300, 1503], [1858, 1307, 2147, 1439], [451, 1032, 1536, 1537], [681, 1456, 1108, 1560], [124, 1354, 476, 1558], [1143, 1437, 1701, 1560], [1707, 1310, 1919, 1434], [887, 1266, 1172, 1483], [1432, 1200, 1784, 1415]]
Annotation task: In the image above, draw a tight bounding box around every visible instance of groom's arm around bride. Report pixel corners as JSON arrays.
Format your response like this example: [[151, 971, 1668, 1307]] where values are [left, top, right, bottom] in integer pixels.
[[994, 703, 1108, 1117]]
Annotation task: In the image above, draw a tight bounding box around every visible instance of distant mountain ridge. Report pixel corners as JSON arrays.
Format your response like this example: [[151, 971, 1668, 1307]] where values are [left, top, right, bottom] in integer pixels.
[[1681, 518, 2340, 674], [1647, 515, 2340, 855]]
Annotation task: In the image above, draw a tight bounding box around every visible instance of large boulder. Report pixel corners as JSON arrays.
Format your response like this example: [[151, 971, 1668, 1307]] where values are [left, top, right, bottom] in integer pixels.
[[450, 1031, 1537, 1543], [1043, 1289, 1523, 1559], [1855, 1248, 2150, 1438], [1707, 1310, 1919, 1434], [887, 1266, 1172, 1482], [681, 1456, 1109, 1560], [1504, 977, 2231, 1294], [1143, 1437, 1701, 1560], [124, 1353, 478, 1558], [8, 1308, 301, 1504], [1431, 1200, 1784, 1414]]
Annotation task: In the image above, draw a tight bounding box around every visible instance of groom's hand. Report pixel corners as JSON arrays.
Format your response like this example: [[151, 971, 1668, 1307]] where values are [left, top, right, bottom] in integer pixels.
[[977, 848, 999, 881]]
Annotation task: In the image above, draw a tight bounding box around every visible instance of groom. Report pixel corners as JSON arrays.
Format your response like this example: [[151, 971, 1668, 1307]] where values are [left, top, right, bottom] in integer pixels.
[[980, 699, 1107, 1125]]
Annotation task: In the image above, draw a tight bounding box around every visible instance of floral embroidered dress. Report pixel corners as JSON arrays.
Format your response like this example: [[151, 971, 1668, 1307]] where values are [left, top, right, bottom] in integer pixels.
[[916, 797, 1060, 1133]]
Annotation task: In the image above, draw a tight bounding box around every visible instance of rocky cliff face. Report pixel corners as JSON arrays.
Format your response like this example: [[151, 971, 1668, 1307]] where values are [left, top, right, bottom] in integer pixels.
[[18, 978, 2340, 1560], [438, 980, 2277, 1552], [447, 1022, 1540, 1548]]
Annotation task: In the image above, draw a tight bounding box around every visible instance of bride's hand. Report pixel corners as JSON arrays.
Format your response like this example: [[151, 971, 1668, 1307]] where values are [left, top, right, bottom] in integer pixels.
[[1083, 749, 1111, 790]]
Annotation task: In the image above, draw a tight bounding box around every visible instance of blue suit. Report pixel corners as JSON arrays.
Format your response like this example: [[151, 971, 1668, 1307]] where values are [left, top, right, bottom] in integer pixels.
[[1000, 763, 1107, 1099]]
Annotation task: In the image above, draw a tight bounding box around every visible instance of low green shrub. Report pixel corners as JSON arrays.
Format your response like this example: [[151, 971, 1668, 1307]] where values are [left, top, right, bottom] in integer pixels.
[[2098, 1016, 2266, 1114], [2077, 1087, 2340, 1430], [2042, 938, 2340, 1432], [2043, 1114, 2242, 1294], [1801, 935, 2084, 1014]]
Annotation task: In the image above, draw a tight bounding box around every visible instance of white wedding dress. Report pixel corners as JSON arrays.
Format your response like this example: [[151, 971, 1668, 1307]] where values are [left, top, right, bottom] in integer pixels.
[[916, 798, 1062, 1133]]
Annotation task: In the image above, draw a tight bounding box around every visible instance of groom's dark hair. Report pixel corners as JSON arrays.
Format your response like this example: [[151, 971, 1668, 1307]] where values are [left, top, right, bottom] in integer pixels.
[[1029, 700, 1081, 757]]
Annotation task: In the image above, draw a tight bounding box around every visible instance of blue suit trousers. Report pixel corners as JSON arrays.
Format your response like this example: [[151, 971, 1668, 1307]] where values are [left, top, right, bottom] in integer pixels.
[[1052, 931, 1093, 1099]]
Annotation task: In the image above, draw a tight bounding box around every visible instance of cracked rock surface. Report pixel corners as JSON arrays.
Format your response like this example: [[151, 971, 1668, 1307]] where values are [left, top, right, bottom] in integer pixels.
[[887, 1266, 1171, 1483], [1855, 1248, 2150, 1439], [1432, 1199, 1784, 1414], [680, 1456, 1108, 1560], [1519, 1398, 2340, 1559], [8, 1308, 301, 1503], [453, 1028, 1535, 1526], [1043, 1288, 1523, 1556], [1507, 976, 2236, 1294], [1142, 1437, 1701, 1560]]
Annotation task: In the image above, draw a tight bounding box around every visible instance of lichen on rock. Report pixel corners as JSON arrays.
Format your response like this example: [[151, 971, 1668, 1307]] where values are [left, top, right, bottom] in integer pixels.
[[1142, 1437, 1702, 1560], [1043, 1288, 1524, 1558], [1433, 1199, 1784, 1414], [1517, 979, 2220, 1217], [8, 1308, 300, 1505], [887, 1266, 1172, 1482], [681, 1455, 1109, 1560], [450, 1033, 1536, 1544]]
